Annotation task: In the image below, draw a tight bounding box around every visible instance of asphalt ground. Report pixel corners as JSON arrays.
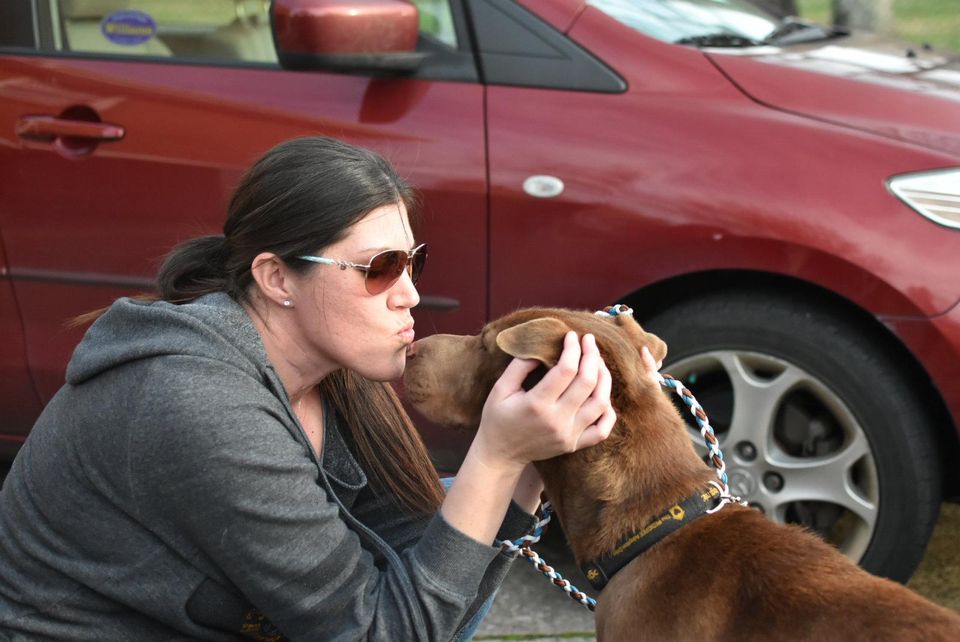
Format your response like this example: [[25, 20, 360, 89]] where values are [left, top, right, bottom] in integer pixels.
[[477, 502, 960, 641]]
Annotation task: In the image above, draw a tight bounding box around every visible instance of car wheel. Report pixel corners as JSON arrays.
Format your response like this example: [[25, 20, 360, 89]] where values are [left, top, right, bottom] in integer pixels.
[[642, 290, 942, 583]]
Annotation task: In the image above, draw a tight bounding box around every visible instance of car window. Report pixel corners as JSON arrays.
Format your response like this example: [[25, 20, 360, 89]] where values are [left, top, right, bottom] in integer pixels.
[[50, 0, 277, 62], [588, 0, 778, 44], [414, 0, 457, 49], [3, 1, 458, 64]]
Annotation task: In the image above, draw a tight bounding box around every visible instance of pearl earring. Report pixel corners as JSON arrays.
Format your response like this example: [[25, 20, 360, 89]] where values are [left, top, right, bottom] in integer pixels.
[[283, 300, 293, 308]]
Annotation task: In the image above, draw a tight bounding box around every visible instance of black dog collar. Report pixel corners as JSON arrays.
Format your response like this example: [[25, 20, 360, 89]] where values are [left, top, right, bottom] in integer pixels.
[[580, 485, 723, 591]]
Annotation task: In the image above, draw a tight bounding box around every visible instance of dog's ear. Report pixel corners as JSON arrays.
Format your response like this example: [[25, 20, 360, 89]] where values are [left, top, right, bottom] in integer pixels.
[[495, 317, 572, 367], [614, 314, 668, 363]]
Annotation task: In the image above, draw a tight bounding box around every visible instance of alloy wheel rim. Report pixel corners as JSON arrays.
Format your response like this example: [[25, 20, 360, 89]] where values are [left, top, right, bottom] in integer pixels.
[[666, 350, 879, 563]]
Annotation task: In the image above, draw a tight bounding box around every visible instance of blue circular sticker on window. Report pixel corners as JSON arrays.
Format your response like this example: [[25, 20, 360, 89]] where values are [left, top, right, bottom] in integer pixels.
[[100, 10, 158, 46]]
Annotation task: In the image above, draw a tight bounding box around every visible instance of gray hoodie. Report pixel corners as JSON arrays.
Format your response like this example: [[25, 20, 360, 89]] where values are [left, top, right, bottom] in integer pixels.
[[0, 293, 534, 641]]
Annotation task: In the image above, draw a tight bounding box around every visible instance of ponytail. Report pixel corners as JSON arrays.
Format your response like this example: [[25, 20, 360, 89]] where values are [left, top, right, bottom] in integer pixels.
[[155, 235, 230, 304]]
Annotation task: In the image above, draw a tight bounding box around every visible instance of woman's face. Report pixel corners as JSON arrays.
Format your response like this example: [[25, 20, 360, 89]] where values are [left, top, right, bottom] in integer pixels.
[[289, 202, 421, 382]]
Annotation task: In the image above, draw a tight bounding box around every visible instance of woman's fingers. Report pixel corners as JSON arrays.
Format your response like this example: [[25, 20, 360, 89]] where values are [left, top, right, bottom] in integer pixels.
[[479, 328, 616, 465], [555, 334, 603, 412], [550, 334, 614, 452], [527, 331, 581, 400], [575, 404, 617, 450], [533, 332, 602, 412], [489, 355, 542, 400], [572, 357, 612, 424]]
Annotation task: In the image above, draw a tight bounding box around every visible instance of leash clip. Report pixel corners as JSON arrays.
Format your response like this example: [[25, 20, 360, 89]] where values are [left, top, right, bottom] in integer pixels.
[[705, 479, 747, 514]]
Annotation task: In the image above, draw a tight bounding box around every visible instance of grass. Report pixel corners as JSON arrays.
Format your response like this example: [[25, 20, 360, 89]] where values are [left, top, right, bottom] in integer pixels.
[[796, 0, 960, 52], [908, 502, 960, 613]]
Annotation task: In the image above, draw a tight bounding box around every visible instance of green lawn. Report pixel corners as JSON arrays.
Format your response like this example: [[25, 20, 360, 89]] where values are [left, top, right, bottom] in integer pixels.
[[796, 0, 960, 53]]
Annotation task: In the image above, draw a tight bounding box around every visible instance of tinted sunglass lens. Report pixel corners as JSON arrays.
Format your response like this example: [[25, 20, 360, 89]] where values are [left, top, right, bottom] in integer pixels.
[[364, 246, 427, 294], [366, 250, 406, 295], [410, 246, 427, 285]]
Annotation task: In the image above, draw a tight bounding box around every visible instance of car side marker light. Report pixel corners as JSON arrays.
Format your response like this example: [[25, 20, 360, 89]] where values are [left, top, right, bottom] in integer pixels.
[[887, 168, 960, 229], [523, 175, 565, 198]]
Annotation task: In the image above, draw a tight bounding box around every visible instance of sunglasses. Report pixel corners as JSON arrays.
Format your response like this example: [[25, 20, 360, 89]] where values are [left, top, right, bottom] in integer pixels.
[[297, 243, 427, 295]]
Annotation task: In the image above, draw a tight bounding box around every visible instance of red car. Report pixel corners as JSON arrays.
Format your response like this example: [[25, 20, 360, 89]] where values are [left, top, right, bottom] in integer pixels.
[[2, 0, 959, 583]]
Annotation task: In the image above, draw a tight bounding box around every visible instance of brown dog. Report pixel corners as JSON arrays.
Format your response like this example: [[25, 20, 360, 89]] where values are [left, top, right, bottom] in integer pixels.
[[403, 307, 960, 641]]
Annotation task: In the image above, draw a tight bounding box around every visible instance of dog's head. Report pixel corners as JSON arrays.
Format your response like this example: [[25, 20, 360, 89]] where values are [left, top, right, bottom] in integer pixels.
[[403, 307, 667, 431], [405, 308, 716, 557]]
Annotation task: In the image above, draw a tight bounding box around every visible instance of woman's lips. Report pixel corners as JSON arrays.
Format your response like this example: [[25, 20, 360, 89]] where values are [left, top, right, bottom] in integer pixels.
[[398, 323, 415, 343]]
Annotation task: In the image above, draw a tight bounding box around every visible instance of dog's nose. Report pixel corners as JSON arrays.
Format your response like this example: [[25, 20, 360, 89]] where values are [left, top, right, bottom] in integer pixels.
[[406, 342, 417, 359]]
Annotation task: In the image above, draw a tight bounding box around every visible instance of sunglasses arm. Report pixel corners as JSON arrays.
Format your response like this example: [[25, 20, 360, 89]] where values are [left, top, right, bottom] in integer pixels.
[[297, 256, 359, 271]]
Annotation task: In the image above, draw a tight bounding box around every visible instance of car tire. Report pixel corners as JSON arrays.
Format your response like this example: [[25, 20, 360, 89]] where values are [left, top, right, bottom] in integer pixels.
[[642, 290, 941, 583]]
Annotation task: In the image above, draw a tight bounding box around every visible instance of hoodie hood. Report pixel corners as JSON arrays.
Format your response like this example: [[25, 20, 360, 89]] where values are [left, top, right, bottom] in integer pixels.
[[706, 33, 960, 156], [66, 293, 269, 386]]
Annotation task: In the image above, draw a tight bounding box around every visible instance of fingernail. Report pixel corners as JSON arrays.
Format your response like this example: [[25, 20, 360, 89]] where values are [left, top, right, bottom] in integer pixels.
[[642, 346, 651, 356]]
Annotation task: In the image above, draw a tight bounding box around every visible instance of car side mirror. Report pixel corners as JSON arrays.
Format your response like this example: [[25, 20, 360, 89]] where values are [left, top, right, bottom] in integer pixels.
[[272, 0, 427, 74]]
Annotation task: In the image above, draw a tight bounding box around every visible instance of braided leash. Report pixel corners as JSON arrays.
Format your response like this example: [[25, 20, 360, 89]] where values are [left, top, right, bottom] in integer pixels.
[[659, 374, 728, 485], [658, 373, 744, 513], [496, 304, 743, 612], [599, 305, 744, 508], [496, 502, 598, 611]]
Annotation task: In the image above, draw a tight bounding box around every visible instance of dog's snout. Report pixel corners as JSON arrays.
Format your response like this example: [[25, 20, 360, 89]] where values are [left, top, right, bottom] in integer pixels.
[[406, 342, 418, 359]]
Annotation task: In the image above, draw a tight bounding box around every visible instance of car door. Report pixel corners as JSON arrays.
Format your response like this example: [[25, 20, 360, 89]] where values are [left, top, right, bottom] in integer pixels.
[[0, 1, 487, 450]]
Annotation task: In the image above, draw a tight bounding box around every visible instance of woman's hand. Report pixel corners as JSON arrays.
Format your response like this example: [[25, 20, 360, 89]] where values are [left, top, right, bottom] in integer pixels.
[[441, 332, 613, 545], [471, 331, 616, 473]]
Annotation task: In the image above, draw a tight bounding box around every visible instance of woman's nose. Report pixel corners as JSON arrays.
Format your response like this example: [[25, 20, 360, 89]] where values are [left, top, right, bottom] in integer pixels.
[[390, 269, 421, 309]]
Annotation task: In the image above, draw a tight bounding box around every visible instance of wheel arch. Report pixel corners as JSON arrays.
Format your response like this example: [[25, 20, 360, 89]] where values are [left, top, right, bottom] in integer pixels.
[[620, 269, 960, 500]]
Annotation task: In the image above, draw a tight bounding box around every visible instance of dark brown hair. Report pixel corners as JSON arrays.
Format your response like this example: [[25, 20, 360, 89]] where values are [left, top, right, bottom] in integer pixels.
[[159, 137, 442, 513]]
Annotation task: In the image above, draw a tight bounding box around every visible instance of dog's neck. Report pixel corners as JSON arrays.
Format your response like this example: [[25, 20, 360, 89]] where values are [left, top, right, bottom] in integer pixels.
[[535, 385, 720, 565]]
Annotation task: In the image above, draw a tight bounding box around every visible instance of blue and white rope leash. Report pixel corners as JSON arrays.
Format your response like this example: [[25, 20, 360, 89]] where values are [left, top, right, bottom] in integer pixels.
[[596, 305, 744, 510], [496, 502, 598, 611], [494, 304, 743, 612]]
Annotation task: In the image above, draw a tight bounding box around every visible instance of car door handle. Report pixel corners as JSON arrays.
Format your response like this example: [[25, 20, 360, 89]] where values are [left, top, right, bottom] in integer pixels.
[[15, 115, 125, 143]]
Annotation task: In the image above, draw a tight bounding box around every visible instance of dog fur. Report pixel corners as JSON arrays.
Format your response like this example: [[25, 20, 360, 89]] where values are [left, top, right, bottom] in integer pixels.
[[403, 307, 960, 641]]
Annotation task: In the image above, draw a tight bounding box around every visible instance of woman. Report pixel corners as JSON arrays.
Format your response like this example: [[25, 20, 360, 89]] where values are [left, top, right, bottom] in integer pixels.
[[0, 137, 616, 641]]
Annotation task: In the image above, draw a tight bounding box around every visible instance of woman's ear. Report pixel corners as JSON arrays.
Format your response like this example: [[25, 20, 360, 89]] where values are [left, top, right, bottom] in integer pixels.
[[495, 317, 573, 367], [249, 252, 293, 307]]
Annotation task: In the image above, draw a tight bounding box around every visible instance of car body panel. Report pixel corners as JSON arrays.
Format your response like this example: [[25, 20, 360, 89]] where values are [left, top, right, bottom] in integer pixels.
[[883, 299, 960, 440], [704, 33, 960, 156], [0, 55, 488, 427], [1, 0, 960, 468], [488, 8, 960, 322]]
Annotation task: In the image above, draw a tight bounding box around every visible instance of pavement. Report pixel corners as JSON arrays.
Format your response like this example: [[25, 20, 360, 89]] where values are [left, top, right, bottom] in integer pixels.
[[475, 525, 597, 641]]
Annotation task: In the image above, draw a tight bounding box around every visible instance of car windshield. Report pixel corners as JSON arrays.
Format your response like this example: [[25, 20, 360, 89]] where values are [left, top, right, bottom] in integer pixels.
[[588, 0, 828, 47]]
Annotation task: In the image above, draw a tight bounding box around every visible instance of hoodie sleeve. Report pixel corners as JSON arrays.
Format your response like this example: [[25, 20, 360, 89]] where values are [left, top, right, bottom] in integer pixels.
[[349, 474, 539, 641], [129, 356, 502, 642]]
